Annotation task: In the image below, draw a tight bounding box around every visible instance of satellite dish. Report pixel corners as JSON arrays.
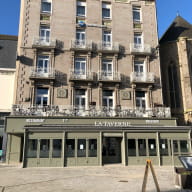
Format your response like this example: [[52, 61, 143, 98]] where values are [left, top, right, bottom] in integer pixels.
[[78, 21, 86, 27]]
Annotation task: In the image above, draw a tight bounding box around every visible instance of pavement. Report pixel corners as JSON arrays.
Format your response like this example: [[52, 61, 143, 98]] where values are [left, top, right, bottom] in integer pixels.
[[0, 163, 192, 192]]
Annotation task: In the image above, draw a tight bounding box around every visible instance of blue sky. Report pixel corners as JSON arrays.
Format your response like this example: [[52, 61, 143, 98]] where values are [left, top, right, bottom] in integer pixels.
[[0, 0, 191, 38]]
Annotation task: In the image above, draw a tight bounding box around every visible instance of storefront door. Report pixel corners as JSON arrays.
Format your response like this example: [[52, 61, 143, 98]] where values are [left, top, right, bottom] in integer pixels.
[[102, 137, 122, 164]]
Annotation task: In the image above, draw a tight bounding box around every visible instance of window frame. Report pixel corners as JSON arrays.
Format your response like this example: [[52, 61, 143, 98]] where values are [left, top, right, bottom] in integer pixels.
[[132, 6, 141, 23], [35, 87, 49, 106], [102, 3, 111, 19], [76, 1, 86, 17], [41, 0, 52, 14]]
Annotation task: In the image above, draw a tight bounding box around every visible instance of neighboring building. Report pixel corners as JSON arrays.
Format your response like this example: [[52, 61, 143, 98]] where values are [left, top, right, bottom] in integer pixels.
[[160, 16, 192, 125], [5, 0, 191, 167], [0, 34, 17, 160]]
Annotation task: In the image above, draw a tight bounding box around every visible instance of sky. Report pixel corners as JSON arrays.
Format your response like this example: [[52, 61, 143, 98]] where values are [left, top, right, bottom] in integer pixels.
[[0, 0, 191, 38]]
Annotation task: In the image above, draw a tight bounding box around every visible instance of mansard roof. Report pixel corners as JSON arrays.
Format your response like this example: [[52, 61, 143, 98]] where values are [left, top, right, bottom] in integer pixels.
[[160, 16, 192, 44]]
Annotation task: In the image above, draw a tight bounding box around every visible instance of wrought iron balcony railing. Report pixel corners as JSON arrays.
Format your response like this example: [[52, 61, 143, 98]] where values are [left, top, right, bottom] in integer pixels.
[[32, 37, 57, 48], [97, 71, 121, 82], [11, 104, 171, 118], [130, 72, 155, 83], [30, 67, 55, 79], [71, 40, 92, 50], [130, 43, 152, 55], [97, 41, 119, 52], [69, 70, 94, 81]]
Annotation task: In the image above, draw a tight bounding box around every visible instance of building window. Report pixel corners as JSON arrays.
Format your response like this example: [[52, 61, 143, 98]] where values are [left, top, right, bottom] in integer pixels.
[[138, 139, 146, 156], [37, 55, 50, 74], [75, 89, 86, 108], [88, 139, 97, 157], [134, 33, 143, 48], [77, 139, 86, 157], [134, 60, 145, 73], [148, 139, 157, 156], [77, 1, 86, 17], [102, 3, 111, 19], [180, 140, 189, 153], [136, 91, 146, 108], [52, 139, 62, 158], [26, 139, 38, 158], [102, 59, 113, 78], [168, 65, 180, 108], [35, 88, 49, 106], [40, 139, 50, 158], [103, 30, 112, 47], [40, 26, 50, 43], [76, 29, 86, 46], [41, 0, 52, 13], [103, 90, 113, 108], [66, 139, 75, 157], [160, 139, 169, 156], [74, 58, 86, 76], [133, 6, 141, 23], [128, 139, 136, 156]]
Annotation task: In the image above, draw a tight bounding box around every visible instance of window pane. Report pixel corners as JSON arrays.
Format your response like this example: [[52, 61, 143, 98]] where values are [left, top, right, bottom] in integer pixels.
[[89, 139, 97, 157], [128, 139, 136, 156], [41, 2, 51, 12], [102, 8, 110, 18], [148, 139, 157, 156], [138, 139, 146, 156], [52, 139, 62, 158], [27, 139, 37, 158], [180, 140, 189, 153], [40, 139, 50, 158], [77, 139, 86, 157], [160, 139, 169, 156], [66, 139, 75, 157], [173, 140, 179, 153], [77, 6, 85, 16]]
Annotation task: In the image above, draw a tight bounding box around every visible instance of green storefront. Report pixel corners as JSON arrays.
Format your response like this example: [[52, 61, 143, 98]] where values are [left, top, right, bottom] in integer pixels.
[[5, 116, 192, 167]]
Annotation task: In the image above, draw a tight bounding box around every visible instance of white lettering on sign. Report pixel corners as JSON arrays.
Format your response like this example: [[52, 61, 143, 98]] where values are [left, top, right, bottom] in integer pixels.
[[95, 121, 131, 127], [62, 119, 69, 123], [26, 119, 45, 123], [146, 120, 159, 124]]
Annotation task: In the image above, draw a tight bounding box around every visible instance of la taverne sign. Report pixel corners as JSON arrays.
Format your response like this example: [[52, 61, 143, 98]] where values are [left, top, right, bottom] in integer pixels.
[[95, 121, 131, 127]]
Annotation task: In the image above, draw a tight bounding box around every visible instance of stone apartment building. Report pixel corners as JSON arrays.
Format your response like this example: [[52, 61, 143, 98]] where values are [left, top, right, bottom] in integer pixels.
[[0, 35, 17, 161], [5, 0, 192, 167], [160, 16, 192, 125]]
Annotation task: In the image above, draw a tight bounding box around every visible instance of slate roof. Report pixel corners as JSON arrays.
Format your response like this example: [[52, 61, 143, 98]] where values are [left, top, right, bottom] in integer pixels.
[[160, 16, 192, 44], [0, 35, 18, 69]]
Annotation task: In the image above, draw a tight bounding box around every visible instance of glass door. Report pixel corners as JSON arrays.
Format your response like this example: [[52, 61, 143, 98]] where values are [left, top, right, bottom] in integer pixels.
[[37, 55, 50, 75], [40, 26, 50, 43], [103, 31, 112, 48], [102, 60, 113, 79]]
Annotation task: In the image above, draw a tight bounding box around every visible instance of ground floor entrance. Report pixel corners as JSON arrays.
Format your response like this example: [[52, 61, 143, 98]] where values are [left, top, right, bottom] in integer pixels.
[[102, 137, 122, 164]]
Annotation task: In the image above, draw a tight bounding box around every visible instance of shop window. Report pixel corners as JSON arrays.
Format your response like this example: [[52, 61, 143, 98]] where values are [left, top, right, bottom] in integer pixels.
[[180, 140, 189, 153], [173, 140, 179, 154], [160, 139, 169, 156], [148, 139, 157, 156], [88, 139, 97, 157], [66, 139, 75, 157], [40, 139, 50, 158], [128, 139, 136, 156], [27, 139, 38, 158], [77, 139, 86, 157], [52, 139, 62, 158], [138, 139, 146, 156]]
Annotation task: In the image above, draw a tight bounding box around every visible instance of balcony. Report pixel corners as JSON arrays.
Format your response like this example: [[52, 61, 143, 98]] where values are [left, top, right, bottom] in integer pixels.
[[130, 72, 155, 84], [98, 71, 121, 82], [32, 37, 58, 49], [130, 43, 152, 55], [71, 40, 92, 51], [69, 70, 94, 81], [11, 104, 171, 118], [29, 67, 55, 80], [97, 41, 119, 53]]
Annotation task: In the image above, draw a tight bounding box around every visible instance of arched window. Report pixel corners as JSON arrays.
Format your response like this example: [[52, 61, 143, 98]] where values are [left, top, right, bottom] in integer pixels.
[[168, 64, 180, 108]]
